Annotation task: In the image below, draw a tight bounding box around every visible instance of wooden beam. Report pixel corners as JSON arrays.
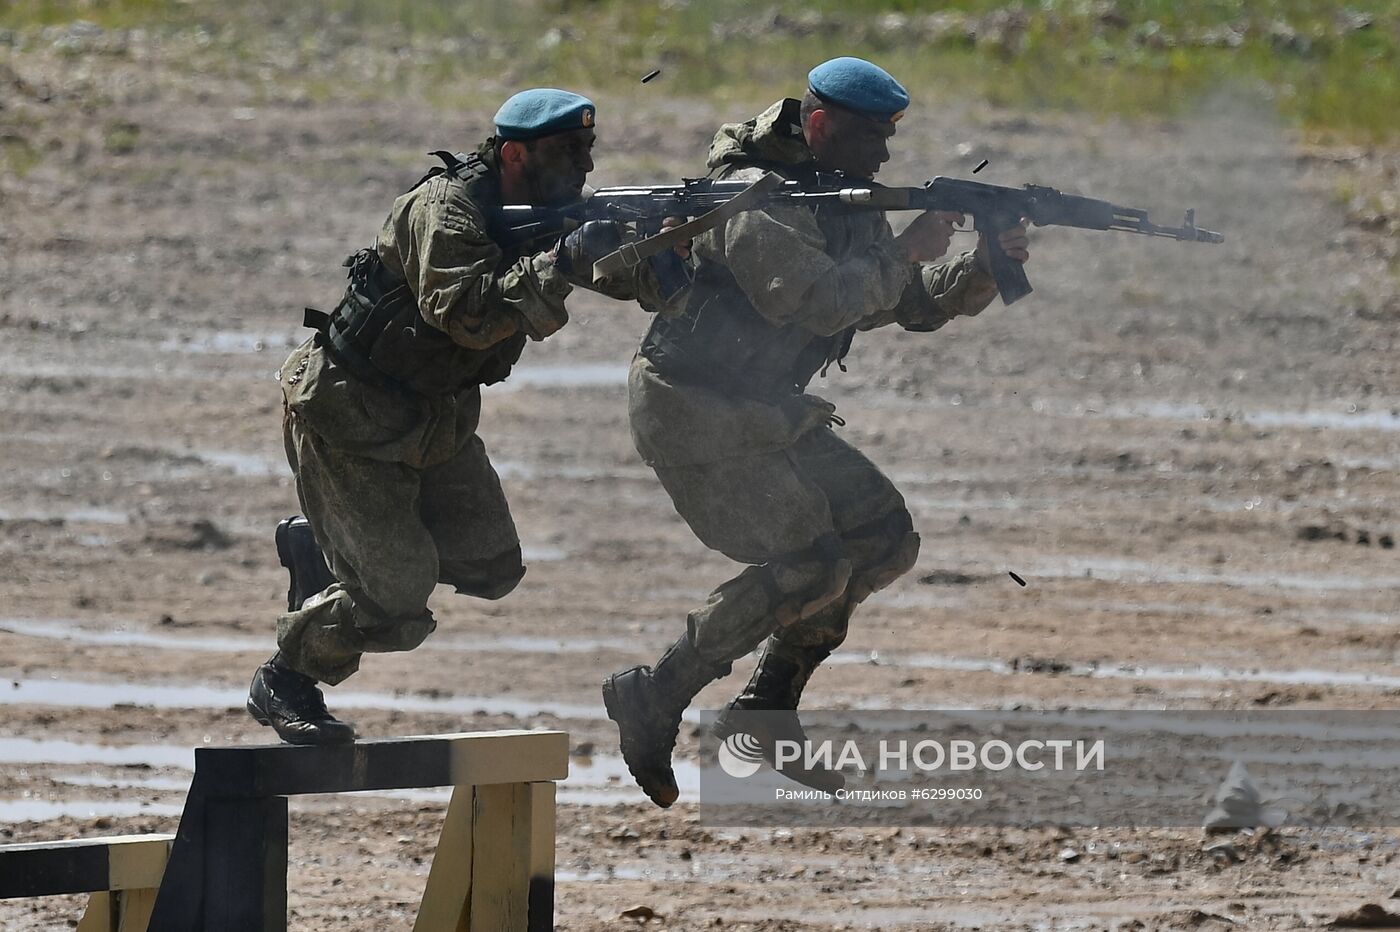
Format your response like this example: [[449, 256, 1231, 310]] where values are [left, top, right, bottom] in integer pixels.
[[200, 795, 288, 932], [117, 887, 159, 932], [413, 784, 475, 932], [0, 835, 174, 899], [527, 782, 555, 932], [468, 783, 533, 932], [77, 887, 162, 932], [194, 731, 568, 798]]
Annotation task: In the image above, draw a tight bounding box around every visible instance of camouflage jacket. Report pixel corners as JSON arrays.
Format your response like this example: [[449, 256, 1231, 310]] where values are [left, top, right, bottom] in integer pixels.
[[283, 143, 670, 469], [631, 98, 999, 468]]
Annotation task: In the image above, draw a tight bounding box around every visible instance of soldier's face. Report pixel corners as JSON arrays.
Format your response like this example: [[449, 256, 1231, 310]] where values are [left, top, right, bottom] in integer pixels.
[[808, 108, 895, 179], [520, 128, 596, 205]]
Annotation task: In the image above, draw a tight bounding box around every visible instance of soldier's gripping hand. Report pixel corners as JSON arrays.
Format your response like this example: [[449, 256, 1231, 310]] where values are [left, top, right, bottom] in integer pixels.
[[553, 220, 625, 281], [976, 219, 1031, 271], [895, 210, 962, 263]]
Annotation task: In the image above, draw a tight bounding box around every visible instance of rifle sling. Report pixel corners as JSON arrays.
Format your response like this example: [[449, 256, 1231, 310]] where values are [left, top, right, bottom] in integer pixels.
[[590, 171, 785, 282]]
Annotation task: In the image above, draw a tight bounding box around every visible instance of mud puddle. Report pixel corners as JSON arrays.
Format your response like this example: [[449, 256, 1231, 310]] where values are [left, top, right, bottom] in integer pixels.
[[158, 330, 297, 355], [0, 799, 184, 821], [1021, 555, 1400, 592], [493, 363, 629, 390], [495, 460, 653, 482], [0, 675, 607, 720], [0, 507, 131, 525], [0, 617, 631, 656], [830, 649, 1400, 692], [1098, 399, 1400, 433]]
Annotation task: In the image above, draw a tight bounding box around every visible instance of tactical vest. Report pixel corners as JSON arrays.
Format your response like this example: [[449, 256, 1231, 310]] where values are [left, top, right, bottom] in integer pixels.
[[307, 150, 529, 398], [640, 165, 856, 399], [640, 262, 854, 399]]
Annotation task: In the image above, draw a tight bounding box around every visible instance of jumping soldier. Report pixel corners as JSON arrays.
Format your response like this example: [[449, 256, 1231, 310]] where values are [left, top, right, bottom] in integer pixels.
[[603, 58, 1032, 806], [248, 88, 680, 745]]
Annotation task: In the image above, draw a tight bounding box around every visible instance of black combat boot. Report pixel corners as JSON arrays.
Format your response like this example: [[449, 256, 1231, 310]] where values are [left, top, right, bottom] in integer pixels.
[[713, 641, 845, 793], [247, 652, 356, 745], [275, 515, 335, 612], [602, 636, 730, 808]]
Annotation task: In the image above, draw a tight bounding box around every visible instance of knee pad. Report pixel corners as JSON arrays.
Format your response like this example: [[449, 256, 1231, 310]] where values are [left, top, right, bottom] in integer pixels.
[[846, 511, 920, 603], [441, 546, 526, 601]]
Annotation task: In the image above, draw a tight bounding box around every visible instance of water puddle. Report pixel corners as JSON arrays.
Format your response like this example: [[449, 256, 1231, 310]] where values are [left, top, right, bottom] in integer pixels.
[[3, 361, 260, 382], [0, 507, 130, 525], [0, 736, 193, 769], [1101, 399, 1400, 433], [495, 460, 652, 482], [831, 648, 1400, 691], [1048, 598, 1393, 628], [1022, 555, 1400, 592], [0, 676, 608, 720], [0, 798, 184, 822], [159, 331, 297, 355], [494, 363, 629, 390], [0, 617, 635, 656]]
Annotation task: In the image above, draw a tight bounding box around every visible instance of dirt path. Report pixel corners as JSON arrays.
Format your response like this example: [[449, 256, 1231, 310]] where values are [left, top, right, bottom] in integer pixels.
[[3, 40, 1400, 930]]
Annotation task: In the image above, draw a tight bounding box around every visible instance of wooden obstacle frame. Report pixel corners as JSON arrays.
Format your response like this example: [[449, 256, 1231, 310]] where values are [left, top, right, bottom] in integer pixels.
[[0, 730, 568, 931], [0, 833, 173, 931]]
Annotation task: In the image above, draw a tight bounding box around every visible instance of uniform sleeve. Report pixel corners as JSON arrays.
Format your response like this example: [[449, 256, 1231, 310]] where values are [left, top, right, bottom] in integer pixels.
[[860, 250, 1000, 333], [710, 199, 914, 338], [383, 176, 573, 347]]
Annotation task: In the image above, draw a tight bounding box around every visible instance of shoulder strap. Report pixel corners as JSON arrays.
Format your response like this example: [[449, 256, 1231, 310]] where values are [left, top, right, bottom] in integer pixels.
[[408, 150, 491, 192]]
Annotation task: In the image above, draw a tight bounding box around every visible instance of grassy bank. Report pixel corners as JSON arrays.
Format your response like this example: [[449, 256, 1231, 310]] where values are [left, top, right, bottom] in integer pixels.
[[2, 1, 1398, 141]]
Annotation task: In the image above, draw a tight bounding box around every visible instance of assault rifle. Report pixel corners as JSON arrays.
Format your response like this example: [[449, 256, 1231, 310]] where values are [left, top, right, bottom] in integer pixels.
[[497, 172, 1224, 305]]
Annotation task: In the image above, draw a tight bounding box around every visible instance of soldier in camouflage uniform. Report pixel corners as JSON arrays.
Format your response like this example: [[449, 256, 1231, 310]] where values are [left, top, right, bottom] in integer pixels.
[[248, 89, 681, 745], [603, 58, 1032, 806]]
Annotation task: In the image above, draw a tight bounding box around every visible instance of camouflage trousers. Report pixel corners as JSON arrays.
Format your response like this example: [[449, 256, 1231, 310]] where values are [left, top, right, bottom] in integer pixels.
[[276, 410, 524, 685], [652, 425, 920, 669]]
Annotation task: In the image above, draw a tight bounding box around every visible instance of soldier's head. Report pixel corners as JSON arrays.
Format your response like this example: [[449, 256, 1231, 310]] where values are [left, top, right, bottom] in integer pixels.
[[800, 57, 909, 180], [493, 88, 597, 206]]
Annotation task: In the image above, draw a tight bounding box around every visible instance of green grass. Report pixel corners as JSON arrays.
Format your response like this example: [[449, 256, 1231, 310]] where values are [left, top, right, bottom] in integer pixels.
[[3, 0, 1398, 141]]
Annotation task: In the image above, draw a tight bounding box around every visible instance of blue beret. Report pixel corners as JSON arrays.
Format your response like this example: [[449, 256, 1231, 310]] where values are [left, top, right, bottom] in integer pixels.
[[807, 57, 909, 124], [494, 88, 596, 141]]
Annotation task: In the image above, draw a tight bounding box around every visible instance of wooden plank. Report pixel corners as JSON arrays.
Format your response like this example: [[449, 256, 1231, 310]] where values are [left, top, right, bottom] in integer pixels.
[[413, 784, 475, 932], [448, 732, 569, 789], [146, 788, 209, 932], [106, 837, 171, 891], [527, 782, 555, 932], [201, 795, 288, 932], [195, 731, 568, 798], [77, 887, 161, 932], [0, 835, 174, 899], [77, 891, 111, 932], [116, 887, 159, 932], [468, 783, 532, 932]]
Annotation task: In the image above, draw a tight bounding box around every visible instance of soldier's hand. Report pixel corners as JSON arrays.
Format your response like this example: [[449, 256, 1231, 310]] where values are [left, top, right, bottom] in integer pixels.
[[895, 210, 961, 263], [660, 215, 692, 260], [976, 220, 1031, 271], [554, 220, 626, 278]]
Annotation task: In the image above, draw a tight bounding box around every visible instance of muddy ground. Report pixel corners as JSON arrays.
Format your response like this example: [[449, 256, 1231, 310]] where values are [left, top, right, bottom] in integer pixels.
[[4, 31, 1400, 931]]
